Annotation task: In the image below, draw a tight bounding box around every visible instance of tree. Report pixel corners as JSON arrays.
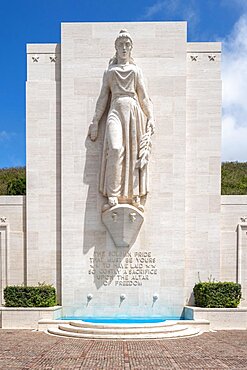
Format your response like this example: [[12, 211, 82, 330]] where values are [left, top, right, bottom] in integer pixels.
[[6, 176, 26, 195], [221, 162, 247, 195]]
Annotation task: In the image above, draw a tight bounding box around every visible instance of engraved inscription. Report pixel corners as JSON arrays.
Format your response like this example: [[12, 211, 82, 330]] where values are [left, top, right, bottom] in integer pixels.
[[88, 251, 157, 286]]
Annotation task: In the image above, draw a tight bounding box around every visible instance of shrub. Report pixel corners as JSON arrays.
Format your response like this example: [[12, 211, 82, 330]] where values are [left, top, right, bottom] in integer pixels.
[[4, 284, 57, 307], [193, 282, 241, 308]]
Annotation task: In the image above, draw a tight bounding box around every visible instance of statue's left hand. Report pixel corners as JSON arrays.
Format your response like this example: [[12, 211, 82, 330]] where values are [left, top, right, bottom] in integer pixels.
[[88, 122, 98, 141]]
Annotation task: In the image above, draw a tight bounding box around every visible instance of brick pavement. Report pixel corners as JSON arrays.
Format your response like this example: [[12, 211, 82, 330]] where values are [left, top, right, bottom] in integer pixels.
[[0, 330, 247, 369]]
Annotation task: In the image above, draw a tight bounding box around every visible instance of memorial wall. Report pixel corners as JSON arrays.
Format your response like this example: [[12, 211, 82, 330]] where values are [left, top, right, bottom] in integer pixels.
[[0, 21, 246, 318], [61, 22, 188, 317]]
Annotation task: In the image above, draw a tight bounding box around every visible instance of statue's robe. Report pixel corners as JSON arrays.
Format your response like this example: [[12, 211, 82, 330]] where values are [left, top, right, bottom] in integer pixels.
[[99, 64, 148, 201]]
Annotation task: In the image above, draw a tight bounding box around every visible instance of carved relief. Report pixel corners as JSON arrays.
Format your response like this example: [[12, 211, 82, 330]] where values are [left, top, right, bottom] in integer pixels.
[[32, 55, 39, 63], [88, 29, 154, 213], [49, 56, 57, 62], [240, 216, 247, 223], [129, 212, 136, 223], [208, 55, 216, 61], [188, 54, 218, 62], [0, 217, 7, 223], [190, 55, 198, 62], [102, 205, 144, 247], [112, 212, 118, 222]]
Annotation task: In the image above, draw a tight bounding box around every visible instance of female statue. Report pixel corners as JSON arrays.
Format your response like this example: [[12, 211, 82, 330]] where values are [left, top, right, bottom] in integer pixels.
[[89, 29, 154, 212]]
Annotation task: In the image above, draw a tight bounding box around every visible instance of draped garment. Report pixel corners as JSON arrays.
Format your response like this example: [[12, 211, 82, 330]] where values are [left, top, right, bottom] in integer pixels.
[[99, 64, 148, 200]]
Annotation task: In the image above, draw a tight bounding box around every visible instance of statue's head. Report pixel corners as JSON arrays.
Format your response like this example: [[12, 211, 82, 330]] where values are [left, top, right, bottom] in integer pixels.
[[114, 29, 133, 49], [109, 29, 135, 65]]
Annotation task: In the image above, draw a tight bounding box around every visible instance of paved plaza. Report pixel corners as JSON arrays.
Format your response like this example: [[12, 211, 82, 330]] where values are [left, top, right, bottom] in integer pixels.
[[1, 330, 247, 369]]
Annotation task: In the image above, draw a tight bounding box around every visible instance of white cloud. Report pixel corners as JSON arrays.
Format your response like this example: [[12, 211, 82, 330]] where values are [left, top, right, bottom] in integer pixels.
[[141, 0, 201, 48], [142, 1, 166, 19], [0, 130, 16, 142], [142, 0, 178, 19], [220, 0, 247, 11], [0, 131, 10, 141], [142, 0, 199, 31], [222, 116, 247, 162], [222, 14, 247, 161], [142, 1, 247, 161]]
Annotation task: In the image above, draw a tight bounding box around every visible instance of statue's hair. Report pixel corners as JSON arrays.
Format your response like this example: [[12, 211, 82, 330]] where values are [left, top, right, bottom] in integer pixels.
[[109, 29, 135, 65], [114, 29, 133, 47]]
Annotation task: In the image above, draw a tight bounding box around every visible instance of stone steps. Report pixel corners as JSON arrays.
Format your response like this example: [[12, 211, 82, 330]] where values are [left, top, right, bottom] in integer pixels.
[[68, 319, 179, 330], [58, 323, 188, 335], [47, 320, 202, 339]]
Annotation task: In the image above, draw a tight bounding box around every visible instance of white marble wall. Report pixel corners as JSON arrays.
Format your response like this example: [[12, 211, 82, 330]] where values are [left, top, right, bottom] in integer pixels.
[[61, 22, 187, 317], [2, 22, 247, 319], [221, 196, 247, 303], [1, 193, 247, 314], [0, 196, 25, 304], [26, 44, 61, 301], [185, 42, 222, 303], [22, 22, 242, 317]]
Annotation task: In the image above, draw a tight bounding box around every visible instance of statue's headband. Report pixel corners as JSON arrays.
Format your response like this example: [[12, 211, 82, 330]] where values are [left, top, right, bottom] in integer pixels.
[[115, 29, 133, 46]]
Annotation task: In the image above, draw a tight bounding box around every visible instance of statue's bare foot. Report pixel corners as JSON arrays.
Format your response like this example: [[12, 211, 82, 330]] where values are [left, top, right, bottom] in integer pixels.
[[108, 196, 118, 207], [132, 196, 144, 212]]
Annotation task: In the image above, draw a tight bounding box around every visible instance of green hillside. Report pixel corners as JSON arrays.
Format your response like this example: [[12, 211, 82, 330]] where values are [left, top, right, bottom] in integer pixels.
[[221, 162, 247, 195], [0, 163, 246, 195], [0, 167, 26, 195]]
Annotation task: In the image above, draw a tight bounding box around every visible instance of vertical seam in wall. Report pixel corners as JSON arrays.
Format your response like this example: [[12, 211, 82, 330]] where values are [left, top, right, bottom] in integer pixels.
[[55, 44, 62, 304], [24, 198, 27, 285]]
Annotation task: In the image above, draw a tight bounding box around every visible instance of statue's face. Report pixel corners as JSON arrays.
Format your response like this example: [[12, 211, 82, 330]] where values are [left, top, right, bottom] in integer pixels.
[[115, 37, 132, 61]]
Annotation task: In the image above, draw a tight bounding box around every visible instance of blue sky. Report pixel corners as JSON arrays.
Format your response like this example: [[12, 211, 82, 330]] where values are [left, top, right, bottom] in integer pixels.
[[0, 0, 247, 168]]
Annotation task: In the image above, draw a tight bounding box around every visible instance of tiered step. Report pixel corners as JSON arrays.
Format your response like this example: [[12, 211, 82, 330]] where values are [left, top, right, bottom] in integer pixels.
[[47, 320, 202, 339]]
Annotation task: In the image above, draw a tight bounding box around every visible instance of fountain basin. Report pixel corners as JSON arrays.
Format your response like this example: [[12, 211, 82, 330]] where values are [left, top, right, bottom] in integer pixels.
[[56, 316, 184, 324]]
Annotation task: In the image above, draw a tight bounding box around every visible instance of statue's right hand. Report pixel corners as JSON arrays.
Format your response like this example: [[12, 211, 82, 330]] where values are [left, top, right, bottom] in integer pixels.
[[88, 122, 98, 141]]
